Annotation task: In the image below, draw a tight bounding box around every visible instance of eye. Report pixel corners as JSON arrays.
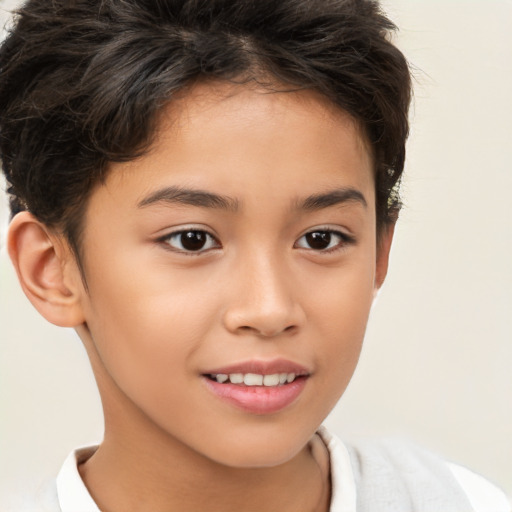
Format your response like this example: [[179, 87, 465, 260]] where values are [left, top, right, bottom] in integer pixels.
[[161, 229, 220, 253], [294, 229, 353, 252]]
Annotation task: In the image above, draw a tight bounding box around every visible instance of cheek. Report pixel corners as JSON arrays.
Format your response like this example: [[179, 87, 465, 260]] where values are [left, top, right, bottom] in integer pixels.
[[309, 252, 375, 326], [82, 257, 221, 396], [306, 256, 376, 383]]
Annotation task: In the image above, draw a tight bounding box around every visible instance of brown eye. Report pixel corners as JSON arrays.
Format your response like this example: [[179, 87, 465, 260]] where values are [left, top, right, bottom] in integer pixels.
[[305, 231, 332, 250], [182, 231, 207, 251], [295, 229, 352, 252], [163, 230, 219, 253]]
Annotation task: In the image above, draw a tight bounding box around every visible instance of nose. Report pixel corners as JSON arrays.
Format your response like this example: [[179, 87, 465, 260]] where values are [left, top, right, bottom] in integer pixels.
[[222, 253, 305, 338]]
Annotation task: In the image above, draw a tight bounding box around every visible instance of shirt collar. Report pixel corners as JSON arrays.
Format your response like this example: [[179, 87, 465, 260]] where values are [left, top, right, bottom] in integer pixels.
[[56, 429, 356, 512], [317, 426, 357, 512], [56, 445, 101, 512]]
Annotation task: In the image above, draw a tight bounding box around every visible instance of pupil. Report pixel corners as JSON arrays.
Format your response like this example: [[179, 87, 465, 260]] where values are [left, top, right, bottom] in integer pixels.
[[306, 231, 331, 250], [181, 231, 207, 251]]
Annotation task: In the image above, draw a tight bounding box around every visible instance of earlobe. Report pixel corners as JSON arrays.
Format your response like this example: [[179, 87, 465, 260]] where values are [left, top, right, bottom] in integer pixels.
[[7, 211, 86, 327], [374, 222, 395, 292]]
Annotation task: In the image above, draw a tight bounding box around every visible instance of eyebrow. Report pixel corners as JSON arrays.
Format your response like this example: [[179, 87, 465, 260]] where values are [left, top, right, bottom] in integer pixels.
[[297, 187, 367, 211], [137, 186, 239, 212], [137, 185, 367, 213]]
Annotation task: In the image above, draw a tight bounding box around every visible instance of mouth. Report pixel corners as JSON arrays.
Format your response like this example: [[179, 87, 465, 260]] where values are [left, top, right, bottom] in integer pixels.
[[204, 372, 303, 386], [202, 360, 310, 414]]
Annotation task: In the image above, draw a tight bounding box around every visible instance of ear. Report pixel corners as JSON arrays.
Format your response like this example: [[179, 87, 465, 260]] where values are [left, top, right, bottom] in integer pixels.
[[374, 222, 395, 292], [7, 211, 86, 327]]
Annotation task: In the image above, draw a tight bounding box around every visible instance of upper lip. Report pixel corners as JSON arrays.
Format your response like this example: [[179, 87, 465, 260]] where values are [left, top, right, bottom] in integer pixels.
[[203, 358, 310, 376]]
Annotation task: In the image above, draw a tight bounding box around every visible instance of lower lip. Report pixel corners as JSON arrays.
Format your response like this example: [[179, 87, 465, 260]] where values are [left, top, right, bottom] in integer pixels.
[[203, 377, 308, 415]]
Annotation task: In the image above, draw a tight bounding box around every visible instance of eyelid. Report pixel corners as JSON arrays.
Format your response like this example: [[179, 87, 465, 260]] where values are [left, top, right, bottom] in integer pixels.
[[296, 225, 355, 240], [156, 225, 221, 254], [294, 226, 356, 252]]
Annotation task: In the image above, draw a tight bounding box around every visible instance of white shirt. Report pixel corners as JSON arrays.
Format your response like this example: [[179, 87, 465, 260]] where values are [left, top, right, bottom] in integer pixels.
[[317, 428, 510, 512], [50, 430, 510, 512]]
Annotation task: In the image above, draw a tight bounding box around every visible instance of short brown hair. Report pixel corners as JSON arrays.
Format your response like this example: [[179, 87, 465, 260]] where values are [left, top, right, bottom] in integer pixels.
[[0, 0, 411, 258]]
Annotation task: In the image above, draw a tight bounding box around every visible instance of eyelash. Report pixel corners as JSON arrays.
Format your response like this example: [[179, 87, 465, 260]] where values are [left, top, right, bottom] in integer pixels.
[[158, 227, 355, 255], [294, 228, 355, 254], [158, 229, 221, 255]]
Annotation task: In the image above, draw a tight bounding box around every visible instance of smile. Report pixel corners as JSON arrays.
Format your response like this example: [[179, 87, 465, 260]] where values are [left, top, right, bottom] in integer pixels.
[[207, 372, 298, 386], [202, 360, 310, 414]]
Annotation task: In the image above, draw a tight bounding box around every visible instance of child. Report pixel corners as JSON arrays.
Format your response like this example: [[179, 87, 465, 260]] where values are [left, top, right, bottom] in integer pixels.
[[0, 0, 509, 510]]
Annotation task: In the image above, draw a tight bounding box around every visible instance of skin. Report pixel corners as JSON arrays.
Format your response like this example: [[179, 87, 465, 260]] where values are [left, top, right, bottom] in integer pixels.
[[8, 82, 393, 512]]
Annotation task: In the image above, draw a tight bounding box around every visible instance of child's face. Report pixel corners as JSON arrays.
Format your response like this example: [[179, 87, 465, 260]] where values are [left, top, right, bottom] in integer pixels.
[[75, 82, 389, 467]]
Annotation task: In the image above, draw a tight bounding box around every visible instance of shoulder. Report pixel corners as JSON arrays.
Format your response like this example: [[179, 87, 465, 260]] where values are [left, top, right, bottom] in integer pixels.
[[447, 461, 511, 512], [4, 445, 100, 512], [317, 427, 510, 512], [2, 478, 61, 512]]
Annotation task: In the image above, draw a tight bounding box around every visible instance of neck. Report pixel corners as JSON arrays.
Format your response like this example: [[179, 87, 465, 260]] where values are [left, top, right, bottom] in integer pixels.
[[80, 435, 330, 512], [79, 352, 331, 512]]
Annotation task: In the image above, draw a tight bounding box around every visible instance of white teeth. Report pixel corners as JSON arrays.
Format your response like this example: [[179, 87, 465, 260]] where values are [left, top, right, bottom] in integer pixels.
[[211, 372, 299, 386], [229, 373, 244, 384], [263, 374, 280, 386], [244, 373, 263, 386]]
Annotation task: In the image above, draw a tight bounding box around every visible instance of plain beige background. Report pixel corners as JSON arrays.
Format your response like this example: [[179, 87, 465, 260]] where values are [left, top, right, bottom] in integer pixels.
[[1, 0, 511, 503]]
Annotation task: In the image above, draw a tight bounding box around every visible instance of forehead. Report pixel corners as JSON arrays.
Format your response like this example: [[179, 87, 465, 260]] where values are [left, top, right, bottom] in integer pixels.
[[91, 82, 374, 214], [156, 81, 372, 171]]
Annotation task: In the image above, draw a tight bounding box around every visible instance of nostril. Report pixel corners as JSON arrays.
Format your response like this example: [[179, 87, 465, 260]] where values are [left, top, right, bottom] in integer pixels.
[[223, 301, 305, 338], [283, 325, 299, 336], [235, 324, 297, 337]]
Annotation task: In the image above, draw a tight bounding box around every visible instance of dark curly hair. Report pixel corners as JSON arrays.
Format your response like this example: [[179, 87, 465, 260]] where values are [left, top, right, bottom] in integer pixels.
[[0, 0, 411, 260]]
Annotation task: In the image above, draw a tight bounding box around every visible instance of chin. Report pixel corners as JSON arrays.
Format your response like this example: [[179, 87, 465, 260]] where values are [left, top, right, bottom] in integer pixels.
[[213, 448, 302, 469], [200, 428, 315, 469]]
